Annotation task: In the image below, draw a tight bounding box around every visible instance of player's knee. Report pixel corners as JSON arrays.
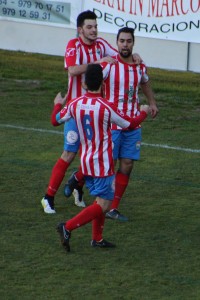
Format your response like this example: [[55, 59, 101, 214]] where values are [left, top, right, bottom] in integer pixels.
[[61, 151, 76, 163], [96, 198, 111, 213], [119, 159, 133, 175]]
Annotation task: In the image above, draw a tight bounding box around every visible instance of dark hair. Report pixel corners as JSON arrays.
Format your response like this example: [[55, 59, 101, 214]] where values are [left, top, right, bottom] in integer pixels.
[[117, 27, 135, 43], [85, 64, 103, 91], [77, 10, 97, 27]]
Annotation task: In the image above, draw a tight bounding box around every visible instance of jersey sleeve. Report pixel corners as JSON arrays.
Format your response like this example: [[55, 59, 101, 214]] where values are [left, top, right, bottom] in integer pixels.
[[99, 37, 118, 56], [51, 103, 72, 126], [64, 39, 79, 70], [106, 102, 148, 129], [100, 62, 111, 80], [103, 102, 130, 129]]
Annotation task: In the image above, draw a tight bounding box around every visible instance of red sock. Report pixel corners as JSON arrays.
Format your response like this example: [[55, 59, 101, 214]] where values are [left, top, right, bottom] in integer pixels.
[[74, 166, 84, 181], [47, 158, 70, 196], [74, 165, 85, 187], [92, 213, 105, 241], [66, 203, 103, 231], [111, 171, 129, 209]]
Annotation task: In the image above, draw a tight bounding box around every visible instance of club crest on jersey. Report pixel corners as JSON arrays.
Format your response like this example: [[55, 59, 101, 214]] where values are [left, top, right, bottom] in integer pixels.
[[96, 48, 101, 55], [66, 130, 78, 144], [66, 48, 75, 57], [123, 86, 135, 103]]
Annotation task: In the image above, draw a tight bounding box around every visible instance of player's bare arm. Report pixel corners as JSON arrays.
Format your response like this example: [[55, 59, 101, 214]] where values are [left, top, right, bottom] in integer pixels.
[[140, 81, 159, 118], [68, 64, 88, 77], [68, 56, 117, 77]]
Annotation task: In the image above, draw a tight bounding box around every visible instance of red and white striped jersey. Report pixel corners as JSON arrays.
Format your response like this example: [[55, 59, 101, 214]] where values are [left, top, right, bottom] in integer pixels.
[[101, 54, 149, 130], [54, 93, 139, 177], [64, 37, 117, 102]]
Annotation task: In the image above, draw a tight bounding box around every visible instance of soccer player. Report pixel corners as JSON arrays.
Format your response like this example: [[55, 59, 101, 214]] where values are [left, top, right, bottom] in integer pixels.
[[41, 11, 142, 213], [51, 64, 150, 252], [65, 27, 159, 221], [41, 10, 117, 212], [102, 27, 159, 221]]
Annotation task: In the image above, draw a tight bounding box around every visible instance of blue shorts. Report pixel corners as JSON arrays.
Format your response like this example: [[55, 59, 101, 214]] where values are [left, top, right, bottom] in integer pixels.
[[112, 128, 142, 160], [84, 175, 115, 201], [64, 118, 80, 152]]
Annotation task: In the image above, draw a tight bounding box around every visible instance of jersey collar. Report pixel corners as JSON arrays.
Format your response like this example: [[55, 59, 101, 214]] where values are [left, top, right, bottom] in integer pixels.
[[117, 54, 135, 65], [78, 36, 95, 48], [85, 92, 102, 97]]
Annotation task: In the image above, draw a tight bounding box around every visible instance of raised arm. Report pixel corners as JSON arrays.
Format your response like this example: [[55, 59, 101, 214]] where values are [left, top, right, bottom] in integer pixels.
[[108, 101, 150, 130], [51, 92, 69, 126], [68, 56, 117, 77]]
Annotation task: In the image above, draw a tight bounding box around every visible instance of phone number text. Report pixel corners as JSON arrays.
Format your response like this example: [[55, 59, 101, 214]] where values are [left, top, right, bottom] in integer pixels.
[[0, 0, 70, 24]]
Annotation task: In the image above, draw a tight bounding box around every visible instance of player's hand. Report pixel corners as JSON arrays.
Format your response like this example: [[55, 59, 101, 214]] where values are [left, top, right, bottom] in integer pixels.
[[54, 92, 66, 105], [149, 104, 159, 118], [133, 53, 142, 64], [140, 104, 150, 114]]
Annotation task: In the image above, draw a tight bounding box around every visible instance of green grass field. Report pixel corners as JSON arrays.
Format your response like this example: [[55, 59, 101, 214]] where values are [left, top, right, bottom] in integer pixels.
[[0, 49, 200, 300]]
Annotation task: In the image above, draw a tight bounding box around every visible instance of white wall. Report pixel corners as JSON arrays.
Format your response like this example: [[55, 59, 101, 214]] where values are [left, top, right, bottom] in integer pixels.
[[188, 43, 200, 73], [0, 20, 69, 56], [0, 20, 200, 73]]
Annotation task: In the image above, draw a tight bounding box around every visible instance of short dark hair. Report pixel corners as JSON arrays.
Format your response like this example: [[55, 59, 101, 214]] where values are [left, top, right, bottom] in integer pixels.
[[77, 10, 97, 27], [85, 64, 103, 91], [117, 27, 135, 43]]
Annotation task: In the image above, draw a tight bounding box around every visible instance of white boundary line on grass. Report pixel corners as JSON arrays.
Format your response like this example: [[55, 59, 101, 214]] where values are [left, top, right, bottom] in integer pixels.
[[142, 142, 200, 153], [1, 124, 200, 153]]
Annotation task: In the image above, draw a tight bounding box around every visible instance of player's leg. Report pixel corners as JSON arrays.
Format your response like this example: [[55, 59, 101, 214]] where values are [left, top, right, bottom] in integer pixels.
[[105, 130, 128, 221], [41, 119, 80, 213], [90, 176, 116, 248], [41, 151, 75, 214], [62, 117, 85, 207], [57, 175, 116, 252], [64, 165, 86, 207], [106, 128, 142, 221]]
